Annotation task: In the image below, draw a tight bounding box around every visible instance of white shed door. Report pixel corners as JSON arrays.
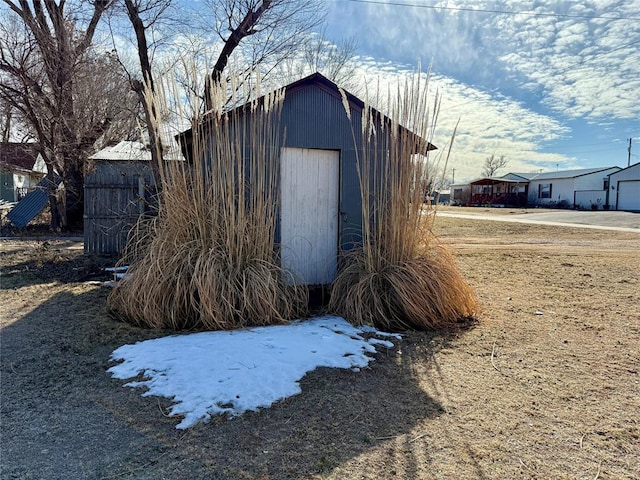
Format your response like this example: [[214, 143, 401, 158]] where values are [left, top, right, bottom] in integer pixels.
[[617, 181, 640, 211], [280, 147, 339, 285]]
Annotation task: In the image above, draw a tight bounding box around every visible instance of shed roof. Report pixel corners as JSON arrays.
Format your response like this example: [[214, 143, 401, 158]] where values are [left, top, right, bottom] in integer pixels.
[[177, 72, 436, 154], [90, 141, 184, 162]]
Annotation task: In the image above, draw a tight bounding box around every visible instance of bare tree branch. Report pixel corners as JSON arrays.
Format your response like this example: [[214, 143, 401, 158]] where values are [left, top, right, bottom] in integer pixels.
[[0, 0, 135, 228], [482, 153, 508, 177]]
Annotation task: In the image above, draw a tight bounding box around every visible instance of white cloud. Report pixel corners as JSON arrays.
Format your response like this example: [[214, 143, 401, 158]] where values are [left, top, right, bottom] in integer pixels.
[[491, 0, 640, 122], [346, 60, 572, 181], [325, 0, 639, 179], [328, 0, 640, 126]]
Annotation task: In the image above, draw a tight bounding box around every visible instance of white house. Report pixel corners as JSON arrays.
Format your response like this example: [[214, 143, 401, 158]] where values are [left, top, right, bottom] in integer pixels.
[[607, 162, 640, 211], [527, 167, 621, 209], [0, 143, 47, 202]]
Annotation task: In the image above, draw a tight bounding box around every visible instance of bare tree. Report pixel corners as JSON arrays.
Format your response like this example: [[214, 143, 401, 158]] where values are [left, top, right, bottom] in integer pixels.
[[482, 153, 508, 177], [114, 0, 173, 181], [274, 29, 360, 92], [0, 0, 136, 229], [206, 0, 325, 90], [0, 101, 12, 142], [117, 0, 325, 179]]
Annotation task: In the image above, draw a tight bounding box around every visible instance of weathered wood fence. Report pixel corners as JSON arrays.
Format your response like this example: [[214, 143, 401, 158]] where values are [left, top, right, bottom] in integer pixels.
[[84, 161, 156, 255]]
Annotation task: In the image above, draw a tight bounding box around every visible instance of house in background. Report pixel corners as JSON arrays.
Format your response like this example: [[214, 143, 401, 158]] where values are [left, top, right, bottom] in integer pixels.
[[607, 162, 640, 211], [0, 143, 47, 202], [527, 167, 620, 209], [178, 72, 435, 286], [467, 173, 532, 206], [450, 166, 626, 210]]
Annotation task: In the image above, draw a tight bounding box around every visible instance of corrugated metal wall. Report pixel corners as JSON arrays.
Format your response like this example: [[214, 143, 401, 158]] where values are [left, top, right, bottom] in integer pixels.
[[176, 76, 407, 285], [83, 161, 156, 255]]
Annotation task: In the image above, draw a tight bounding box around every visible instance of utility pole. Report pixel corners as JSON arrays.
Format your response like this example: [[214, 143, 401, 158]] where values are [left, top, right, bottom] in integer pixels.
[[628, 138, 632, 167]]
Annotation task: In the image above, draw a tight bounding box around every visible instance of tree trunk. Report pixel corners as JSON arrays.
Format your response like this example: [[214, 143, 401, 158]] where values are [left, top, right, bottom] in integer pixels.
[[124, 0, 163, 187], [205, 0, 272, 108], [63, 165, 84, 230]]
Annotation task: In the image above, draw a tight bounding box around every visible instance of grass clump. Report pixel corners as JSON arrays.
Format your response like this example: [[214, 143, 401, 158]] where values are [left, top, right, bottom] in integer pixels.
[[329, 68, 478, 330], [107, 74, 307, 330]]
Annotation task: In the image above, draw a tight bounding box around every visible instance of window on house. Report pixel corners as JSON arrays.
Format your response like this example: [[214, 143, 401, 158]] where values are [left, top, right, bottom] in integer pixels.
[[538, 183, 552, 199], [603, 179, 609, 190]]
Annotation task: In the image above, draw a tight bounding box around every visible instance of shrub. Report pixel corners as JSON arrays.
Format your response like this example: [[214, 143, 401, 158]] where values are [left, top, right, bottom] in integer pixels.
[[329, 68, 478, 330], [107, 74, 307, 330]]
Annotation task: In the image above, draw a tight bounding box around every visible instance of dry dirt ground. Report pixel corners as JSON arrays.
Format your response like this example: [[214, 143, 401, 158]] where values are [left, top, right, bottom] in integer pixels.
[[1, 216, 639, 479]]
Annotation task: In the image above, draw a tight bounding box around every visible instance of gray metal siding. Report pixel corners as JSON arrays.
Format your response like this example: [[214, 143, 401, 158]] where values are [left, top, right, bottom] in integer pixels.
[[185, 78, 408, 258]]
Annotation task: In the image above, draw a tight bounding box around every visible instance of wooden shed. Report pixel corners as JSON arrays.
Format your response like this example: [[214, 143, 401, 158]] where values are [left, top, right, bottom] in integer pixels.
[[83, 141, 182, 255], [178, 73, 435, 285]]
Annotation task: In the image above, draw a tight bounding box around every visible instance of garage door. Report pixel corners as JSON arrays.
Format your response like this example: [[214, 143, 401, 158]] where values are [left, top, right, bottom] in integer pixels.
[[280, 147, 339, 285], [617, 180, 640, 211]]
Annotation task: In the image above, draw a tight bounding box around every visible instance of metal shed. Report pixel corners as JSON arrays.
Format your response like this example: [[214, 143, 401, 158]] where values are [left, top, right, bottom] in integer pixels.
[[83, 141, 182, 255], [178, 73, 435, 285]]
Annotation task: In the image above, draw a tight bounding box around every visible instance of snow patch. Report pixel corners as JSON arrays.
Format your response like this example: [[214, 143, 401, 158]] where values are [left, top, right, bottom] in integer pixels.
[[108, 316, 399, 429]]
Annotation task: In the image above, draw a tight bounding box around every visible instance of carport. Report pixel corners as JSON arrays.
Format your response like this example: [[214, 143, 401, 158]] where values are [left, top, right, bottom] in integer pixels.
[[468, 177, 528, 207]]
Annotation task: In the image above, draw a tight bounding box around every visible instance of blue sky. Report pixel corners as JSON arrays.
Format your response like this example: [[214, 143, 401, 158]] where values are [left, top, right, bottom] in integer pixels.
[[322, 0, 640, 182]]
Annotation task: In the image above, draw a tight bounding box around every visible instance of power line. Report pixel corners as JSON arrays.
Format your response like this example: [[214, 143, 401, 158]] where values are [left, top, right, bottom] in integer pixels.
[[340, 0, 640, 21]]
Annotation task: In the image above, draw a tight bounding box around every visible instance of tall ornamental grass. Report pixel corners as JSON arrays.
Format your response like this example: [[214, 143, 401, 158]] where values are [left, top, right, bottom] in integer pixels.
[[107, 73, 307, 330], [329, 70, 478, 330]]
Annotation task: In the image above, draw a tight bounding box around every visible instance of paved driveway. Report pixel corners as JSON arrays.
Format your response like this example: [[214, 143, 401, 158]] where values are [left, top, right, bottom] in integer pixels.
[[437, 210, 640, 233]]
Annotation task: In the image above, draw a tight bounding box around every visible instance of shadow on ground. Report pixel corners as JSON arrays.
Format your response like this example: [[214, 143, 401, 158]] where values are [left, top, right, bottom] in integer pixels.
[[1, 264, 479, 479]]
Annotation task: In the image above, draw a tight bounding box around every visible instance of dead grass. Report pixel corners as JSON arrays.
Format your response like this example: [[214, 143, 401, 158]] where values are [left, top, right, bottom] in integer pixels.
[[330, 70, 478, 330], [1, 217, 639, 479], [107, 74, 308, 330]]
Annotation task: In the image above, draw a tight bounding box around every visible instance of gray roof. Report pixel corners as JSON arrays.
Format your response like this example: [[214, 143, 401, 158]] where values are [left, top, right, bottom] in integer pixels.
[[528, 166, 620, 181], [502, 172, 538, 181], [90, 141, 184, 161]]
